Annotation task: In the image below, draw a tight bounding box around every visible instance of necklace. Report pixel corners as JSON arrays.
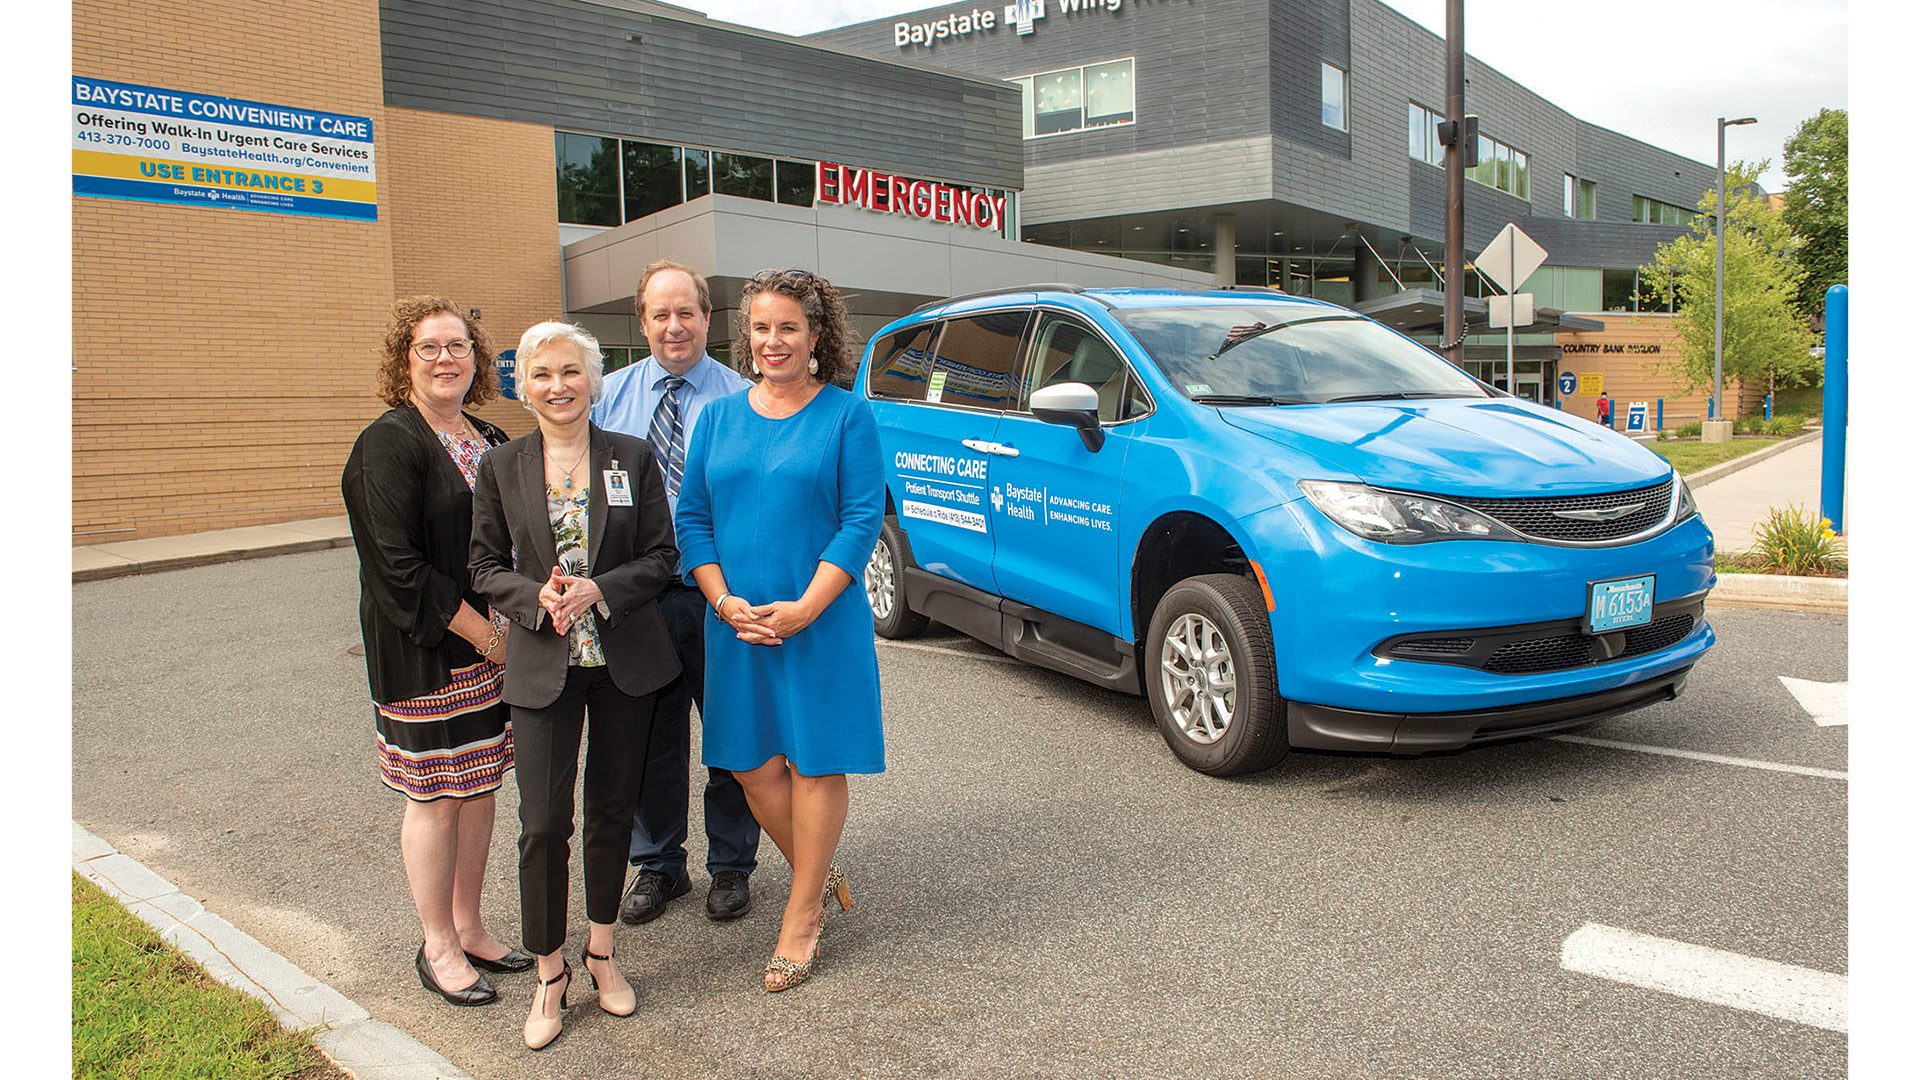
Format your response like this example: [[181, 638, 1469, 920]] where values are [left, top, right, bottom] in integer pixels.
[[754, 383, 817, 419], [546, 441, 590, 491]]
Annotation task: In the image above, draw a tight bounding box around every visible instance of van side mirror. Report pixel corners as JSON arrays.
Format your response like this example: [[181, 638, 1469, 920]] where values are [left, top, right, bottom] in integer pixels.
[[1030, 382, 1105, 452]]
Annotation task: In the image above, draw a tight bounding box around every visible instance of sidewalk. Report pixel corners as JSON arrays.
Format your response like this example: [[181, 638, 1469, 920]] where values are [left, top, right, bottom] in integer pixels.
[[1690, 435, 1840, 554], [73, 514, 352, 581]]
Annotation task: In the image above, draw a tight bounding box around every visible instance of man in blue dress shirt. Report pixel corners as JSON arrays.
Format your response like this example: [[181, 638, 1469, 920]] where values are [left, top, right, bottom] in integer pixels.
[[593, 259, 760, 924]]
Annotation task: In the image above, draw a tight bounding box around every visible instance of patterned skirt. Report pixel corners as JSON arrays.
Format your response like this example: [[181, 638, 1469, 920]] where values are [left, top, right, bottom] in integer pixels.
[[375, 660, 513, 801]]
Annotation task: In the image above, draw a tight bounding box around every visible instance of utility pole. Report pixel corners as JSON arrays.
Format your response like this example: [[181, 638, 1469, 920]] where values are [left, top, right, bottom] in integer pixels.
[[1443, 0, 1465, 367]]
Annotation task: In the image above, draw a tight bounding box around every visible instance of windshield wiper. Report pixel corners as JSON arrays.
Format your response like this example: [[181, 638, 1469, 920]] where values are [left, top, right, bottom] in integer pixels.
[[1190, 393, 1310, 406], [1207, 314, 1359, 360], [1324, 391, 1466, 403]]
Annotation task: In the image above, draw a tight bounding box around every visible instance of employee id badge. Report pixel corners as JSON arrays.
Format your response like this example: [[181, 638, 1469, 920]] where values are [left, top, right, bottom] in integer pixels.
[[603, 469, 634, 506]]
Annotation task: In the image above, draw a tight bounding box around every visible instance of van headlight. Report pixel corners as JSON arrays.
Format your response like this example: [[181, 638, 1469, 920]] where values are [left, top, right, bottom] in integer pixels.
[[1674, 474, 1699, 521], [1300, 480, 1523, 544]]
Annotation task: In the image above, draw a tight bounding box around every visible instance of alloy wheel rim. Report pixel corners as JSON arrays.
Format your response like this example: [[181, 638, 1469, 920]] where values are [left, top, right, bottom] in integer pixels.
[[864, 538, 895, 619], [1159, 612, 1236, 744]]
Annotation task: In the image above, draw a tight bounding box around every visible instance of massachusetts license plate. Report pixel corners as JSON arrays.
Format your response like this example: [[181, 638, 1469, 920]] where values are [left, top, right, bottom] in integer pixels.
[[1587, 575, 1655, 634]]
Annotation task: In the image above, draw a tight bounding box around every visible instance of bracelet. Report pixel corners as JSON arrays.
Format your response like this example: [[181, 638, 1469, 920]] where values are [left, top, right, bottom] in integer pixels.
[[714, 593, 735, 617], [480, 623, 506, 658]]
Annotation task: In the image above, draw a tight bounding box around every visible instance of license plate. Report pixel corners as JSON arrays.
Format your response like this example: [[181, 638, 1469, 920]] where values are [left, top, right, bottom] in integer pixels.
[[1587, 575, 1655, 634]]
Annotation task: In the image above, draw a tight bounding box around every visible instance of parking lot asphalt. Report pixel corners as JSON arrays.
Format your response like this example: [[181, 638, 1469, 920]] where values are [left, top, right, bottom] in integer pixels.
[[72, 547, 1847, 1079]]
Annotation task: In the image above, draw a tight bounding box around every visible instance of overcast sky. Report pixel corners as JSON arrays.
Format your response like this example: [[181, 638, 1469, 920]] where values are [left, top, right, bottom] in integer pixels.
[[688, 0, 1846, 193]]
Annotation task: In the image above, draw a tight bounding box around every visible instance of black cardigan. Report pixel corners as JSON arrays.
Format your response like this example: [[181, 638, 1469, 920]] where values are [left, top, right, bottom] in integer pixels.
[[342, 404, 510, 704]]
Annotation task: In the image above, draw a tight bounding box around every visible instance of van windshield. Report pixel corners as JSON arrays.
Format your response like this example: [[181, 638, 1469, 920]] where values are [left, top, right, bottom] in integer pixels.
[[1114, 305, 1492, 405]]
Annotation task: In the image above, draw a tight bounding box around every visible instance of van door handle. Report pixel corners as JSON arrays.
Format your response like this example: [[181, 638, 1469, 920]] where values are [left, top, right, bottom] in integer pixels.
[[962, 439, 1020, 458]]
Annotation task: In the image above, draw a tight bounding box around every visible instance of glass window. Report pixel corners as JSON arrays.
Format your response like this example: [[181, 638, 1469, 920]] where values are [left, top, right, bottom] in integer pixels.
[[1511, 150, 1528, 199], [775, 160, 815, 206], [1115, 306, 1490, 404], [621, 140, 682, 221], [868, 324, 939, 401], [1013, 76, 1035, 139], [1084, 59, 1135, 128], [1409, 102, 1426, 161], [683, 148, 710, 199], [1494, 143, 1512, 193], [713, 152, 774, 201], [929, 310, 1033, 411], [1474, 134, 1496, 187], [1024, 315, 1133, 421], [1321, 63, 1348, 131], [1602, 268, 1637, 311], [1032, 67, 1083, 135], [555, 131, 619, 226], [1565, 175, 1576, 218]]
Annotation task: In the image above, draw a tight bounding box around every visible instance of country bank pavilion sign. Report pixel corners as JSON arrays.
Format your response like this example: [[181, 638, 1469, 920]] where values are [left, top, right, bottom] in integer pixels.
[[71, 77, 377, 221], [895, 0, 1126, 48]]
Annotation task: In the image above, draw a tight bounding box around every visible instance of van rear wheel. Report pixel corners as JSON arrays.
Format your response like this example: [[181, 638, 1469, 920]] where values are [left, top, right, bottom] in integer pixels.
[[1145, 574, 1288, 776], [866, 518, 929, 639]]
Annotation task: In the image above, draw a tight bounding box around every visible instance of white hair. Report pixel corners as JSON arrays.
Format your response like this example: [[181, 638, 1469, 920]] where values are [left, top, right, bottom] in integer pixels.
[[514, 321, 605, 410]]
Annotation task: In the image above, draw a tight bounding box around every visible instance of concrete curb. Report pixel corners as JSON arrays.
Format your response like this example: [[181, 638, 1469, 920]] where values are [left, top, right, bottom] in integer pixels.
[[1684, 428, 1823, 489], [72, 821, 472, 1080], [73, 536, 353, 582], [1710, 572, 1847, 612], [74, 515, 353, 583]]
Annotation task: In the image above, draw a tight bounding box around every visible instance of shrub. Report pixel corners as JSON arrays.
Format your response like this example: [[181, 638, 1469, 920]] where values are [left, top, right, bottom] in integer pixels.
[[1748, 504, 1846, 576], [1672, 421, 1702, 438], [1762, 415, 1804, 436]]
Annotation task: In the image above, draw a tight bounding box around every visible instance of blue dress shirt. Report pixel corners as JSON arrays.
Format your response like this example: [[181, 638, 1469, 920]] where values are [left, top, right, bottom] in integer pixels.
[[592, 353, 752, 518]]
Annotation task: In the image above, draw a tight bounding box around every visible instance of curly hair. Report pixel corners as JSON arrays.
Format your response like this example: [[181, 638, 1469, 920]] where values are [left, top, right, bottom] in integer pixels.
[[734, 270, 853, 386], [377, 296, 498, 410]]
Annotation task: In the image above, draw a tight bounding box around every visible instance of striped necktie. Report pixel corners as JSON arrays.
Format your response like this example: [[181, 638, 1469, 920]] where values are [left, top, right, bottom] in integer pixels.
[[648, 375, 688, 498]]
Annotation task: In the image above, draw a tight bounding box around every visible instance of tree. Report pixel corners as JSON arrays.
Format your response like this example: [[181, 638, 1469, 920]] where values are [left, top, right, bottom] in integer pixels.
[[1638, 161, 1817, 407], [1781, 108, 1848, 322]]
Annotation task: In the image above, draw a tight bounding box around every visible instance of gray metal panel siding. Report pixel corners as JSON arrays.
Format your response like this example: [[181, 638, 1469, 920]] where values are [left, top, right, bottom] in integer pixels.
[[808, 0, 1274, 166], [1268, 0, 1349, 158], [378, 0, 1023, 189], [1575, 121, 1721, 224]]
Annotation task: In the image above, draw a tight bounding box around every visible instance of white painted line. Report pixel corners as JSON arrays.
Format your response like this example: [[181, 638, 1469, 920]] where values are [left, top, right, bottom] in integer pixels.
[[1779, 676, 1848, 727], [874, 638, 1025, 666], [1561, 922, 1847, 1033], [1547, 734, 1846, 780]]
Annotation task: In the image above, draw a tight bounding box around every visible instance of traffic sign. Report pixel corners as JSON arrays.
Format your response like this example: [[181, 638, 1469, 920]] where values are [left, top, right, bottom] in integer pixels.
[[1476, 223, 1548, 293], [1488, 293, 1535, 329], [1557, 371, 1578, 396]]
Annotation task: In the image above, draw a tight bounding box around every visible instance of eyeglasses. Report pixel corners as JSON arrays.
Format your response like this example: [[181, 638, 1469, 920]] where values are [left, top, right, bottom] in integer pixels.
[[750, 268, 818, 285], [412, 339, 474, 361]]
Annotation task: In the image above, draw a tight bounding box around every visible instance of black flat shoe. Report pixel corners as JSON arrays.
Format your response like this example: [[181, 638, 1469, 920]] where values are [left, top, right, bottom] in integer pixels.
[[416, 944, 497, 1006], [466, 946, 536, 973]]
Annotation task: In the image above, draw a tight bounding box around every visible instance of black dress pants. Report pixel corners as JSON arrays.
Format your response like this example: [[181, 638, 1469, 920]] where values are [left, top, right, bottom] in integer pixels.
[[627, 584, 762, 877], [513, 664, 655, 955]]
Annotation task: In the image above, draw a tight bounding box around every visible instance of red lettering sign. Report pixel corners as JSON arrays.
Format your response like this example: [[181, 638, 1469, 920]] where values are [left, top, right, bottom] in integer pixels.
[[811, 161, 1004, 232]]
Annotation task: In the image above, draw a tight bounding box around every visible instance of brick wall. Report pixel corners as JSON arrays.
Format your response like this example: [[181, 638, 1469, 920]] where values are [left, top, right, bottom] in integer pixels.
[[73, 0, 396, 542], [1556, 314, 1763, 429], [382, 106, 562, 441]]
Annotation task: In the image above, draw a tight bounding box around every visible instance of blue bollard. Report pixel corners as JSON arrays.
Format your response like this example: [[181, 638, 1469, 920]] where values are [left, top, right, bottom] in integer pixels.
[[1656, 397, 1664, 430], [1765, 393, 1773, 421], [1821, 285, 1847, 532]]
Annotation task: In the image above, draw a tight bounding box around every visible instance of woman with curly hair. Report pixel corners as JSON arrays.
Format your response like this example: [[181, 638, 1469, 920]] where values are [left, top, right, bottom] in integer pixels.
[[674, 268, 885, 993], [342, 297, 530, 1009]]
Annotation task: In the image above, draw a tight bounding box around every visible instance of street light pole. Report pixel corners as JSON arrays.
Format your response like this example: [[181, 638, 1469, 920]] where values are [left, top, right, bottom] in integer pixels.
[[1713, 116, 1756, 427]]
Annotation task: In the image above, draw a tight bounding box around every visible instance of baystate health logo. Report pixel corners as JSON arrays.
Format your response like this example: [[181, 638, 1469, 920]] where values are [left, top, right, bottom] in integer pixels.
[[1005, 0, 1045, 34], [991, 485, 1005, 512]]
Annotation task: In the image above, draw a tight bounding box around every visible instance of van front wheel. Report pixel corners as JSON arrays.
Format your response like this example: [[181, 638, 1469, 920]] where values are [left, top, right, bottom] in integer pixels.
[[1145, 574, 1288, 776]]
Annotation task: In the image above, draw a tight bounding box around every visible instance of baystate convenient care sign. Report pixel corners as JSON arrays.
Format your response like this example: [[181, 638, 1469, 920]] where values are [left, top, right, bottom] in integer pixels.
[[815, 162, 1007, 233], [895, 0, 1125, 48], [71, 76, 378, 221]]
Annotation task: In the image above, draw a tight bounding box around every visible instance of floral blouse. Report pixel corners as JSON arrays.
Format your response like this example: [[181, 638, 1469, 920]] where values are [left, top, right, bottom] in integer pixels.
[[547, 483, 606, 667], [436, 428, 510, 646]]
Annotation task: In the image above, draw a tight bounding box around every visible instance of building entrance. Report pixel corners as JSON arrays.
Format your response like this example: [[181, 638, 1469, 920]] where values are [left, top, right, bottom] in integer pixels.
[[1465, 359, 1553, 404]]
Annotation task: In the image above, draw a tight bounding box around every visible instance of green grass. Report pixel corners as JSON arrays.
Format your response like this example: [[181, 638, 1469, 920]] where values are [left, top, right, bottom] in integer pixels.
[[1771, 383, 1824, 419], [1648, 436, 1785, 476], [72, 873, 342, 1079]]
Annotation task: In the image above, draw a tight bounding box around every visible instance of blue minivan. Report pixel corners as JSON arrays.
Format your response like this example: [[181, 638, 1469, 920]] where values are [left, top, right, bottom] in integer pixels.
[[856, 286, 1715, 775]]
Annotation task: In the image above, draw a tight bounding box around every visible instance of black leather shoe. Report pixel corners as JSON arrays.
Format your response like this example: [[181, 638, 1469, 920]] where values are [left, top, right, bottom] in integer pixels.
[[465, 946, 536, 973], [416, 944, 497, 1006], [705, 871, 752, 921], [619, 868, 691, 925]]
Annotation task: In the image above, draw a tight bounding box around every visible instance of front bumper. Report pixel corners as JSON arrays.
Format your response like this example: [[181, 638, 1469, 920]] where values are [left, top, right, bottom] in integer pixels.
[[1288, 666, 1692, 754]]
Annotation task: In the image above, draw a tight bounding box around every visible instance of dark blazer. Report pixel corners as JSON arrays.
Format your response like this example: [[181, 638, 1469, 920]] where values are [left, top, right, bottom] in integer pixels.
[[468, 424, 682, 709], [341, 404, 510, 704]]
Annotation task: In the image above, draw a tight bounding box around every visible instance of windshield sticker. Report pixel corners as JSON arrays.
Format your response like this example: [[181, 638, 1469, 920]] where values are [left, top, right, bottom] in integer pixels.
[[1186, 383, 1214, 395], [926, 371, 948, 403]]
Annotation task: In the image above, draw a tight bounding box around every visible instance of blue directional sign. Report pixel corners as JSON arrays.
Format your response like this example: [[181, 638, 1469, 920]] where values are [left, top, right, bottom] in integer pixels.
[[1626, 402, 1649, 433], [495, 349, 517, 400], [1557, 370, 1578, 396]]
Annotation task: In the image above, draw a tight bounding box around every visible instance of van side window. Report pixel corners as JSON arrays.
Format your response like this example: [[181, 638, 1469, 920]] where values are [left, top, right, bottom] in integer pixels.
[[927, 310, 1033, 411], [867, 324, 940, 401], [1024, 315, 1136, 422]]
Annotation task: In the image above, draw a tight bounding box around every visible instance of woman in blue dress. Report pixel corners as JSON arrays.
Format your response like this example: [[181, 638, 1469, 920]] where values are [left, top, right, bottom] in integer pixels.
[[675, 268, 884, 993]]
